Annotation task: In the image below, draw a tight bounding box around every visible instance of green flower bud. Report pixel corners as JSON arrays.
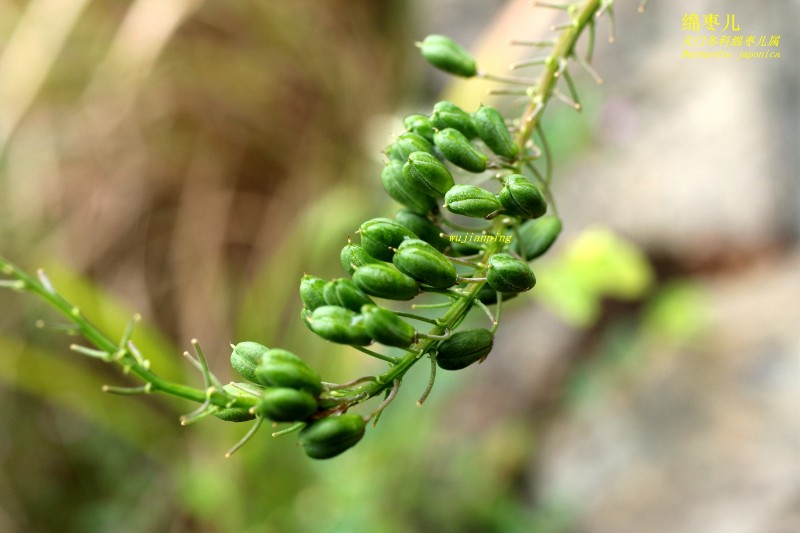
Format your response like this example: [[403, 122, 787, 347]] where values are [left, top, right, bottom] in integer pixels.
[[352, 263, 420, 301], [253, 349, 322, 395], [512, 216, 562, 261], [431, 101, 477, 139], [433, 128, 488, 173], [476, 284, 518, 306], [256, 387, 317, 423], [436, 328, 494, 370], [305, 305, 372, 345], [361, 305, 416, 348], [359, 217, 417, 262], [213, 383, 262, 422], [403, 113, 436, 142], [444, 184, 502, 219], [392, 238, 457, 288], [386, 132, 436, 162], [403, 151, 455, 198], [298, 413, 366, 459], [472, 105, 519, 159], [418, 34, 477, 78], [394, 208, 449, 252], [487, 253, 536, 293], [299, 275, 327, 311], [323, 278, 374, 313], [498, 174, 547, 218], [230, 341, 269, 383], [340, 242, 380, 275], [380, 161, 439, 215]]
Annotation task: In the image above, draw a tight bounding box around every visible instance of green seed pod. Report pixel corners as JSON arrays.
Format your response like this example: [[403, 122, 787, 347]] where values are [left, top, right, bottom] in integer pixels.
[[476, 284, 518, 306], [300, 307, 313, 331], [299, 275, 327, 311], [487, 253, 536, 293], [213, 383, 262, 422], [380, 161, 438, 215], [498, 174, 547, 218], [361, 305, 416, 348], [418, 34, 477, 78], [449, 239, 484, 256], [306, 305, 372, 345], [472, 104, 519, 159], [433, 128, 488, 173], [359, 217, 417, 262], [340, 242, 380, 275], [403, 113, 436, 142], [386, 132, 436, 162], [352, 263, 420, 301], [444, 184, 502, 219], [431, 101, 477, 139], [513, 216, 563, 261], [255, 387, 317, 423], [298, 413, 366, 460], [394, 208, 449, 252], [392, 238, 457, 288], [402, 151, 455, 198], [253, 348, 322, 395], [436, 328, 494, 370], [323, 278, 374, 313], [230, 341, 269, 383]]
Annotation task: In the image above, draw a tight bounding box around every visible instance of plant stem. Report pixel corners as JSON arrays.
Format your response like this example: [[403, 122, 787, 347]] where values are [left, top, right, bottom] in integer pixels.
[[0, 258, 257, 411], [516, 0, 602, 147]]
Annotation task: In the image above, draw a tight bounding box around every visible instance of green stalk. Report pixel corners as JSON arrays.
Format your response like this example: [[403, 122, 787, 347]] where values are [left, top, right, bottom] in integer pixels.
[[516, 0, 602, 147], [0, 258, 257, 411]]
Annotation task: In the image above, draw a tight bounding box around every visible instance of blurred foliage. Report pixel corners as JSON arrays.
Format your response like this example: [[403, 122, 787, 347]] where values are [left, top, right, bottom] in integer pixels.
[[535, 226, 655, 326], [0, 1, 700, 533]]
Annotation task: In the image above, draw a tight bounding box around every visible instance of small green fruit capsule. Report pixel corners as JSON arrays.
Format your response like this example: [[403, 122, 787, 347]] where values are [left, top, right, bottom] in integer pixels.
[[254, 349, 322, 395], [403, 152, 455, 198], [230, 341, 269, 383], [352, 263, 420, 301], [298, 413, 366, 459], [433, 128, 488, 173], [300, 307, 313, 331], [513, 216, 562, 261], [472, 105, 519, 159], [323, 278, 374, 313], [306, 305, 372, 345], [476, 284, 519, 306], [403, 113, 436, 142], [449, 239, 485, 256], [359, 217, 417, 262], [299, 275, 327, 311], [361, 305, 416, 348], [393, 238, 457, 288], [431, 101, 477, 139], [213, 383, 261, 422], [419, 34, 477, 78], [380, 161, 438, 215], [487, 253, 536, 293], [498, 174, 547, 218], [340, 242, 380, 275], [444, 184, 502, 219], [394, 208, 449, 252], [256, 387, 317, 423], [386, 132, 436, 162], [436, 328, 494, 370]]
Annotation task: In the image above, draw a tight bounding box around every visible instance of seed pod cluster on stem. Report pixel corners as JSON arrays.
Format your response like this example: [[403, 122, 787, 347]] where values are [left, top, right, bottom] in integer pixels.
[[0, 0, 635, 459]]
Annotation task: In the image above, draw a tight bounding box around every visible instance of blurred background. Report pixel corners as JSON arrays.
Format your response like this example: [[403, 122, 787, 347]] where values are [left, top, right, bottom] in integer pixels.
[[0, 0, 798, 532]]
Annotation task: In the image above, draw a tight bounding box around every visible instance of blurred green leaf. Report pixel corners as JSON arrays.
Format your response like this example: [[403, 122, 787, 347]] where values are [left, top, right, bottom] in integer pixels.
[[535, 226, 654, 326]]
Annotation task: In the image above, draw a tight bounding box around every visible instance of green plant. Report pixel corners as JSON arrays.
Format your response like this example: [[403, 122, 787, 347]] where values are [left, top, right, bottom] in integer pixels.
[[0, 0, 645, 460]]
